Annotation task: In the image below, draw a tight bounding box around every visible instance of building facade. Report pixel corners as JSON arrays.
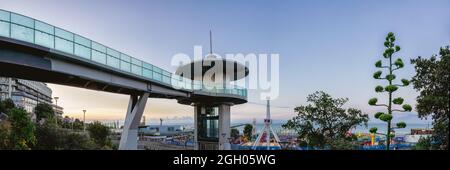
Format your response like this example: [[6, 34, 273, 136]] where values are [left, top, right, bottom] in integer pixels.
[[0, 77, 62, 120]]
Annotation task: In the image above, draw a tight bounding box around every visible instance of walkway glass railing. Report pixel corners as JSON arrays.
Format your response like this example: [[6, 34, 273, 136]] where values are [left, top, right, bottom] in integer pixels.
[[0, 9, 247, 98]]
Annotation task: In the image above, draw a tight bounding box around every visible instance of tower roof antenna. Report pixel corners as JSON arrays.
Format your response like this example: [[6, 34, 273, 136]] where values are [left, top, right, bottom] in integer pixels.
[[209, 30, 213, 54]]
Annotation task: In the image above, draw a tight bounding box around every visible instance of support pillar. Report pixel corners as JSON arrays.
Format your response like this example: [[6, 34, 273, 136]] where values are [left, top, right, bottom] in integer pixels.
[[119, 92, 149, 150], [218, 104, 231, 150]]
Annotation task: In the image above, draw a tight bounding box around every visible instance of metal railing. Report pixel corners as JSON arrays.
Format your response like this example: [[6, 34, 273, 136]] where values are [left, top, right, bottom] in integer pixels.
[[0, 9, 247, 98]]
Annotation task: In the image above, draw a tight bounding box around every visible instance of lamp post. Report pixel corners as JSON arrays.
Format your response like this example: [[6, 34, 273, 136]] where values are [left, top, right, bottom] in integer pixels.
[[54, 97, 59, 125], [83, 109, 86, 132]]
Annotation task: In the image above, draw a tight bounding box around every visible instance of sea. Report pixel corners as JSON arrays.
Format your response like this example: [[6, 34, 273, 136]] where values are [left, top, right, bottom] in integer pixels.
[[233, 123, 432, 135], [101, 120, 431, 135]]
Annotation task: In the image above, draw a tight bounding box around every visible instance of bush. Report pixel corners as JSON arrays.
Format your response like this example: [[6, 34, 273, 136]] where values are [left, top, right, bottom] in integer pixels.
[[61, 131, 96, 150], [0, 99, 15, 115], [0, 121, 12, 149], [34, 103, 55, 122], [87, 121, 111, 148], [34, 122, 59, 150], [8, 108, 36, 150], [413, 137, 432, 150]]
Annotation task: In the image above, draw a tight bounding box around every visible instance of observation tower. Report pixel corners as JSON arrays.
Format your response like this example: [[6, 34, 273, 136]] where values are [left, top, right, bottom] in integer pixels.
[[175, 31, 249, 150]]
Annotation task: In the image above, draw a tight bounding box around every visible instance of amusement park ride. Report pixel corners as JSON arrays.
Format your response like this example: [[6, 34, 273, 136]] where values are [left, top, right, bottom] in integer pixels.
[[252, 98, 281, 150]]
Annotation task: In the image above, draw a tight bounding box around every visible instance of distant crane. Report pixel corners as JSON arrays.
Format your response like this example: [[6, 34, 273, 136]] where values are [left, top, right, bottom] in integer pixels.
[[252, 97, 281, 150]]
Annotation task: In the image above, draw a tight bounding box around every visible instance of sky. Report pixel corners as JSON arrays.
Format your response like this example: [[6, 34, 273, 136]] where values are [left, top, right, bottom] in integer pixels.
[[1, 0, 449, 125]]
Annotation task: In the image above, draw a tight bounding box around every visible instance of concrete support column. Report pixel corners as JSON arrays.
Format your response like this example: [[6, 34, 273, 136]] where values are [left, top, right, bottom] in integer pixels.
[[8, 78, 12, 98], [119, 92, 149, 150], [218, 104, 231, 150], [193, 105, 199, 150]]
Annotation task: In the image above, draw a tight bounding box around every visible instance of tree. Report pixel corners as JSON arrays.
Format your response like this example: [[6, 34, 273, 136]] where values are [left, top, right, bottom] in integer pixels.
[[283, 91, 369, 149], [411, 46, 449, 150], [412, 137, 432, 150], [73, 119, 84, 130], [0, 99, 15, 115], [34, 120, 59, 150], [243, 124, 253, 141], [0, 121, 12, 149], [8, 108, 36, 149], [61, 132, 96, 150], [87, 121, 111, 148], [34, 103, 55, 122], [369, 32, 410, 150], [230, 128, 240, 140]]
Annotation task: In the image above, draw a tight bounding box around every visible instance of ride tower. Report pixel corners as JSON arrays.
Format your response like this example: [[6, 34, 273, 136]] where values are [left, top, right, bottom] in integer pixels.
[[252, 98, 281, 150]]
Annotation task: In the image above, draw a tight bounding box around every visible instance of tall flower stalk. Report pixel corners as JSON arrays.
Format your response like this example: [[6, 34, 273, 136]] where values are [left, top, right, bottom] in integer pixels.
[[368, 32, 411, 150]]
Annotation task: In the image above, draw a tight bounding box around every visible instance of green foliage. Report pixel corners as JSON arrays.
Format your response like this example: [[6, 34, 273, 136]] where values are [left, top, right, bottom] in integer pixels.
[[385, 74, 396, 81], [411, 46, 449, 150], [395, 45, 401, 52], [0, 99, 15, 115], [389, 133, 395, 139], [230, 128, 240, 140], [374, 112, 384, 119], [329, 137, 360, 150], [375, 86, 384, 92], [379, 113, 392, 122], [393, 97, 404, 105], [412, 137, 432, 150], [384, 48, 395, 57], [387, 32, 394, 39], [384, 85, 398, 92], [243, 124, 253, 141], [373, 71, 382, 79], [34, 123, 96, 150], [0, 121, 11, 149], [384, 41, 391, 48], [401, 79, 410, 86], [34, 120, 61, 150], [283, 91, 368, 149], [34, 103, 55, 122], [402, 104, 412, 112], [8, 108, 36, 149], [394, 58, 404, 68], [87, 121, 111, 148], [33, 119, 99, 150], [1, 100, 105, 150], [396, 122, 406, 128], [62, 132, 96, 150], [375, 60, 382, 68], [63, 118, 85, 130], [368, 98, 378, 105], [369, 127, 378, 134]]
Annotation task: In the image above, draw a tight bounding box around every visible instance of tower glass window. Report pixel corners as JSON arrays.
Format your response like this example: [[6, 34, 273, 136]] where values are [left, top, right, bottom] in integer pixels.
[[197, 106, 219, 141]]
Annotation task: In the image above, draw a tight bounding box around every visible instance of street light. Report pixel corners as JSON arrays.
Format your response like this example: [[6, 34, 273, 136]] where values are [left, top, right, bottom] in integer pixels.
[[83, 109, 86, 132], [53, 97, 59, 125]]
